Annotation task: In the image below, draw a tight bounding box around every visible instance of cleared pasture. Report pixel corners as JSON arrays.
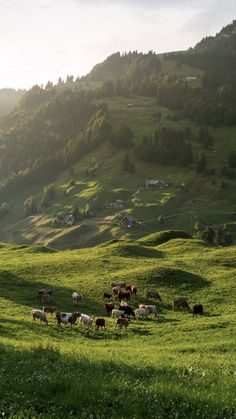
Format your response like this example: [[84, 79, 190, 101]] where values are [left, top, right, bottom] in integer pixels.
[[0, 233, 235, 417]]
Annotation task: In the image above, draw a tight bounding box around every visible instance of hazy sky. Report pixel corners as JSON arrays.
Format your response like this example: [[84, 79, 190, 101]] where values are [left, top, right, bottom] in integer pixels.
[[0, 0, 235, 89]]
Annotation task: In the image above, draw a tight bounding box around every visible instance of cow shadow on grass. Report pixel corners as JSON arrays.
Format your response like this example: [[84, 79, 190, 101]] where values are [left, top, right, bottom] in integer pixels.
[[0, 316, 131, 342]]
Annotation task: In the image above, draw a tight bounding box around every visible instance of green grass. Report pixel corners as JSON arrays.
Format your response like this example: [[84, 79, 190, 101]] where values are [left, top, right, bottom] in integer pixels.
[[0, 234, 235, 417], [0, 95, 236, 249]]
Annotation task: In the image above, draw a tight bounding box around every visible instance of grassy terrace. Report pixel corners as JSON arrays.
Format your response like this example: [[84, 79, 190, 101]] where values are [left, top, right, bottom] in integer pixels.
[[0, 232, 235, 417]]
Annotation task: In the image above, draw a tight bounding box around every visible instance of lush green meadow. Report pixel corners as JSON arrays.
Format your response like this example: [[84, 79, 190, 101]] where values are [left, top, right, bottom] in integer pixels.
[[0, 232, 235, 418]]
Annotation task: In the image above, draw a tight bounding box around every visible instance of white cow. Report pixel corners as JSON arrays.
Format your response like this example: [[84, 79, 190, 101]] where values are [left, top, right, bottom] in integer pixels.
[[135, 308, 147, 319], [111, 309, 125, 318], [72, 292, 83, 304], [79, 314, 93, 328], [139, 304, 157, 317]]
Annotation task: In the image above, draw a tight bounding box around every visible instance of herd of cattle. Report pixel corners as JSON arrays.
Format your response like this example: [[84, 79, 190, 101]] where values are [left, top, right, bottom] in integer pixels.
[[32, 281, 204, 331]]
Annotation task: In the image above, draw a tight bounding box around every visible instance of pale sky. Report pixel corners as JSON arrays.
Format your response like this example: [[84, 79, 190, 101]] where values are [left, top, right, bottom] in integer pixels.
[[0, 0, 235, 89]]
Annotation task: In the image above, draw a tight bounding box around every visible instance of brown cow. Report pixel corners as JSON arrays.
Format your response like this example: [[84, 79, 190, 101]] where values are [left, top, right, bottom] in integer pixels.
[[43, 306, 57, 316], [172, 298, 190, 311], [40, 293, 52, 304], [38, 289, 53, 299], [126, 285, 137, 296], [115, 317, 129, 330], [95, 318, 106, 330], [146, 290, 162, 301], [118, 290, 130, 301], [105, 303, 115, 316]]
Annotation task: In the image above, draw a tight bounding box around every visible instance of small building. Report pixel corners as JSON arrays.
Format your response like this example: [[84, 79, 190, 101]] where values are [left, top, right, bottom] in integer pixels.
[[64, 214, 74, 226], [146, 180, 168, 190], [110, 199, 124, 209], [121, 215, 136, 228], [152, 111, 161, 122], [114, 214, 137, 228], [185, 76, 197, 81]]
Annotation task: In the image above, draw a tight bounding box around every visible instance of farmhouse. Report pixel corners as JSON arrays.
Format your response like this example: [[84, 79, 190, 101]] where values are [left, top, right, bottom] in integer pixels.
[[146, 180, 169, 190], [110, 199, 124, 209], [64, 214, 74, 226], [185, 76, 197, 81], [121, 215, 136, 228], [115, 214, 137, 228]]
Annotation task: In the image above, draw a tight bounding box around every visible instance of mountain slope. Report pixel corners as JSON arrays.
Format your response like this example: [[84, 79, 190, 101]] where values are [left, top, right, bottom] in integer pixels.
[[0, 22, 236, 248]]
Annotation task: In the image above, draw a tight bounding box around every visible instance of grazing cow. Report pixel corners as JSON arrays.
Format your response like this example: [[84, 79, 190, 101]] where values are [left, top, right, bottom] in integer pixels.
[[145, 305, 158, 317], [135, 308, 147, 319], [105, 303, 115, 316], [126, 285, 137, 296], [32, 309, 48, 325], [95, 318, 106, 330], [119, 305, 135, 318], [139, 304, 157, 317], [72, 292, 83, 304], [120, 300, 129, 307], [38, 289, 53, 297], [40, 293, 52, 304], [56, 312, 81, 329], [115, 317, 129, 330], [43, 306, 57, 316], [172, 298, 190, 311], [37, 289, 53, 301], [117, 290, 130, 301], [110, 281, 126, 288], [111, 309, 125, 318], [103, 292, 112, 300], [112, 286, 121, 297], [79, 314, 93, 328], [146, 290, 162, 301], [193, 304, 204, 316]]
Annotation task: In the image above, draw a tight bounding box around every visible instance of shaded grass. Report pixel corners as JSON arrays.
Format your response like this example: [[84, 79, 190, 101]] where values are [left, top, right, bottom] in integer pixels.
[[0, 342, 235, 418]]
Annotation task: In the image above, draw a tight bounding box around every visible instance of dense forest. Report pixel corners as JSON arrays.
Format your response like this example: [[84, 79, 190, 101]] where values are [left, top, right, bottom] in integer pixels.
[[85, 20, 236, 126], [0, 88, 25, 116], [0, 86, 112, 199]]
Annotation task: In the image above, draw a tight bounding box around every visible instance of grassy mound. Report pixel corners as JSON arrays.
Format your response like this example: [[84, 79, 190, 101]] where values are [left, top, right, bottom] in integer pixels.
[[139, 230, 192, 246], [99, 240, 163, 258]]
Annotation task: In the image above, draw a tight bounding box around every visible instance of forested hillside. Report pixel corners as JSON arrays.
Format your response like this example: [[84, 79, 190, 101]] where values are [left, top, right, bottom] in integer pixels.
[[0, 88, 25, 116], [87, 20, 236, 126], [0, 21, 235, 248]]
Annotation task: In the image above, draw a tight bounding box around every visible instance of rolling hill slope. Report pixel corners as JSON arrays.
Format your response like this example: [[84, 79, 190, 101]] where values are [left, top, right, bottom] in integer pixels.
[[0, 234, 235, 417]]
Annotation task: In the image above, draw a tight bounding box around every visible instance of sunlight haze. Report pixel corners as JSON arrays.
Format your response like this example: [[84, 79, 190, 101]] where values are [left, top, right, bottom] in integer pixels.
[[0, 0, 235, 88]]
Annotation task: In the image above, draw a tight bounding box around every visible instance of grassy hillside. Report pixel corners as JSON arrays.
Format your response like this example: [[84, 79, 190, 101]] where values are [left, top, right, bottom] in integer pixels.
[[0, 94, 235, 249], [0, 234, 235, 417]]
